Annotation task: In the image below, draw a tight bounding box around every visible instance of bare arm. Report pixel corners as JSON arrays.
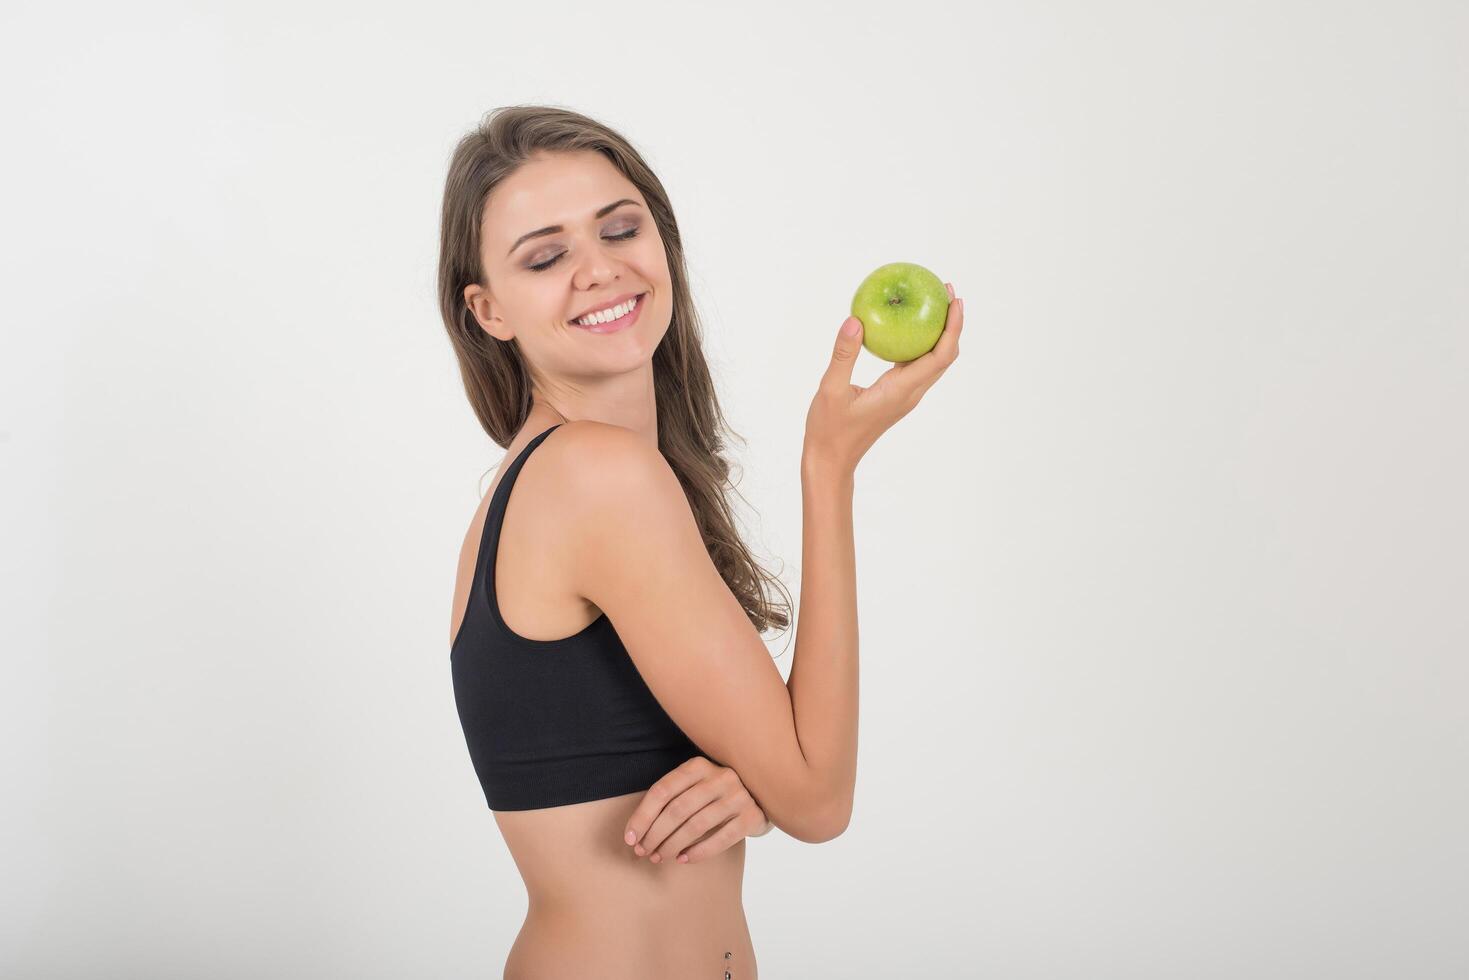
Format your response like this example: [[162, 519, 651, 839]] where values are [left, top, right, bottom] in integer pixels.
[[559, 422, 848, 844], [785, 454, 859, 834], [791, 289, 965, 833]]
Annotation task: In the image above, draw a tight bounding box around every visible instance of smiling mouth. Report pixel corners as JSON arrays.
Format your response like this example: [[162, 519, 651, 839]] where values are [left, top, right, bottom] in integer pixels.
[[569, 292, 646, 333]]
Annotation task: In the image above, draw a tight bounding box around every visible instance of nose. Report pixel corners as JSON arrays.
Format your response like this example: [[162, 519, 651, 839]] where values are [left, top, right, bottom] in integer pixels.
[[569, 234, 624, 290]]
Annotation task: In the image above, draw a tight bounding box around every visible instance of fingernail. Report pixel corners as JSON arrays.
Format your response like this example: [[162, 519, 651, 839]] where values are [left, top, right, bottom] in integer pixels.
[[842, 317, 860, 337], [625, 830, 636, 845], [678, 854, 689, 863], [635, 845, 645, 855], [650, 853, 661, 863]]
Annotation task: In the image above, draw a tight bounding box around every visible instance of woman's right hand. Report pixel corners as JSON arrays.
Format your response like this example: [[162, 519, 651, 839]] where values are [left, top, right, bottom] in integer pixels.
[[803, 282, 964, 473]]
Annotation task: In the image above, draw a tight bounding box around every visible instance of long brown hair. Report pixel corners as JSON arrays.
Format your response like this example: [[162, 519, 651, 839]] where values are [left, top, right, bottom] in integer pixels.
[[436, 104, 793, 642]]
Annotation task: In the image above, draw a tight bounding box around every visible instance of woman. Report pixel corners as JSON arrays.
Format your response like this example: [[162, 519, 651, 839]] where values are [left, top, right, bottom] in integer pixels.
[[437, 105, 962, 979]]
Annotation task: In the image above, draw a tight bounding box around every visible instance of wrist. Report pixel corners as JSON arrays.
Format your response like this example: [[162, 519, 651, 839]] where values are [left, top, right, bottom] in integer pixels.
[[801, 448, 854, 487]]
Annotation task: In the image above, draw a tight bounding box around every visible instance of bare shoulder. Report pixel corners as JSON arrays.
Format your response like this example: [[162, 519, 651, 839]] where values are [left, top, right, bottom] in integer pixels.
[[532, 420, 680, 514], [539, 419, 668, 478], [448, 421, 645, 648]]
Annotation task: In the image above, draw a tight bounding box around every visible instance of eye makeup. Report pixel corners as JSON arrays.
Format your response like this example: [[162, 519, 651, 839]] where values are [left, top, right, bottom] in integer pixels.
[[527, 226, 641, 273]]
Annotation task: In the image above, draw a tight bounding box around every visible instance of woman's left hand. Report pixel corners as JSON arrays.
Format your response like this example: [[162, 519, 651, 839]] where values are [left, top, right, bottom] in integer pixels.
[[624, 756, 773, 865]]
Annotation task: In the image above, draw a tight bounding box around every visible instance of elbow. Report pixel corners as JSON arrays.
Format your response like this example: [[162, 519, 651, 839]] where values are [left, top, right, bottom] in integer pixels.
[[772, 797, 849, 844], [767, 770, 853, 843], [824, 801, 854, 842], [805, 793, 853, 844]]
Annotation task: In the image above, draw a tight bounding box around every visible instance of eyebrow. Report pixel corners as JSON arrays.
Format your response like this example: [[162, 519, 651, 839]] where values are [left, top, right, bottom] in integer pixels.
[[506, 199, 642, 258]]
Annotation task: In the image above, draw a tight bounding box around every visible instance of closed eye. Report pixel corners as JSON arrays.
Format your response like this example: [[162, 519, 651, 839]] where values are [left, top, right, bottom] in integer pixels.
[[529, 228, 640, 273]]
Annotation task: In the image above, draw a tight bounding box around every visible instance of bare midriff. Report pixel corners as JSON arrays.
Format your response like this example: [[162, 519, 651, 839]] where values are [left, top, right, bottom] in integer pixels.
[[495, 791, 757, 979]]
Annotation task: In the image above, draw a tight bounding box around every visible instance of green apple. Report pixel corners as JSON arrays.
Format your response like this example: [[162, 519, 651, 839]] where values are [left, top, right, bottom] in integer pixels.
[[849, 262, 949, 362]]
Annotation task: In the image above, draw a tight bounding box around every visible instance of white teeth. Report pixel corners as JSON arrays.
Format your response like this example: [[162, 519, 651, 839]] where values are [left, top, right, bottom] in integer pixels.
[[573, 296, 637, 326]]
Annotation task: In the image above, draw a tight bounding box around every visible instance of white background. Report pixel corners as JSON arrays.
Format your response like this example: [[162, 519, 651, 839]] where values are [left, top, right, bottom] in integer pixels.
[[3, 2, 1465, 977]]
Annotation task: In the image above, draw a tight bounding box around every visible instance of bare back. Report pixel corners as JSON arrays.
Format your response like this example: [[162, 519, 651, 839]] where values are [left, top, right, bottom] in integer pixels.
[[449, 424, 758, 979]]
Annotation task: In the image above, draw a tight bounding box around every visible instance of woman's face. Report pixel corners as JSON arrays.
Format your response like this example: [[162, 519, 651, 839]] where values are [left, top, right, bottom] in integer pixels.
[[466, 150, 673, 378]]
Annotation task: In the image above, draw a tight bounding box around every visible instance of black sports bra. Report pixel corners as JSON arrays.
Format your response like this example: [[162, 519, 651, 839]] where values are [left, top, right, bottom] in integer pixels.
[[450, 423, 703, 811]]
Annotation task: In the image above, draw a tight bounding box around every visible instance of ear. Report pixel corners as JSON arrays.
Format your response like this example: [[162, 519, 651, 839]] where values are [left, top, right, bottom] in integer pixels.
[[463, 282, 513, 342]]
